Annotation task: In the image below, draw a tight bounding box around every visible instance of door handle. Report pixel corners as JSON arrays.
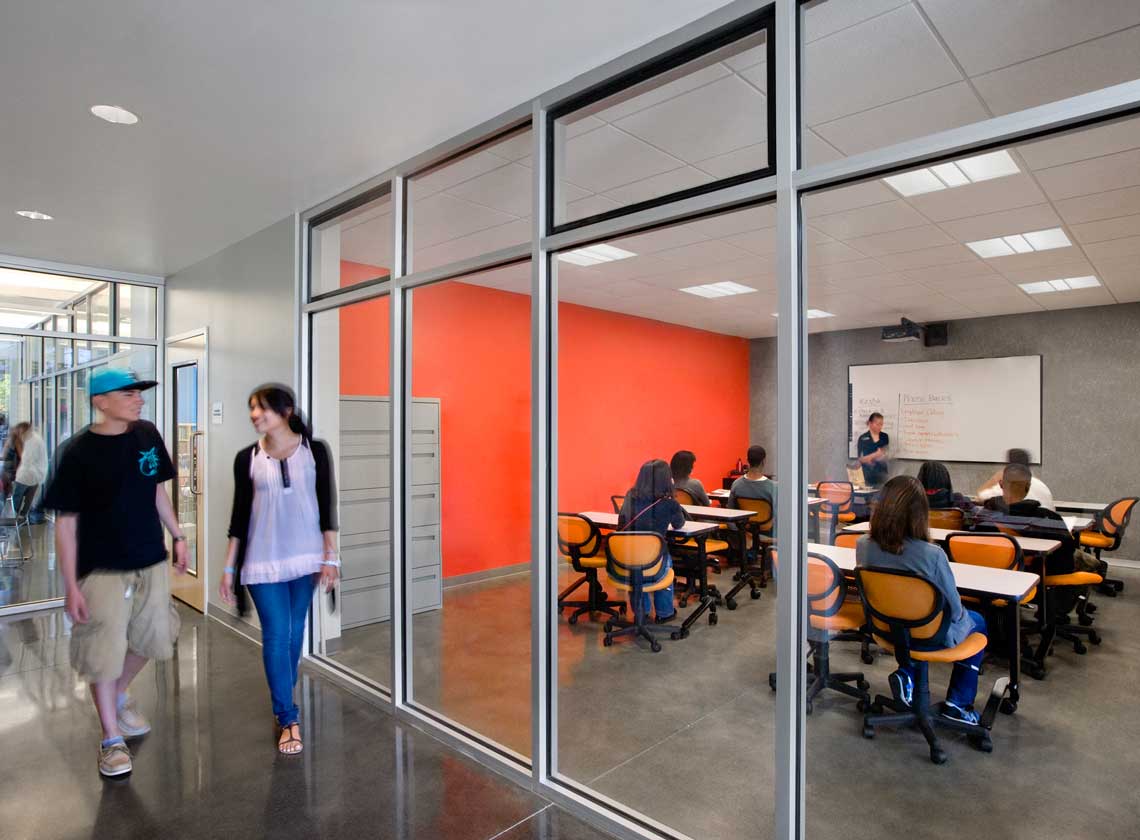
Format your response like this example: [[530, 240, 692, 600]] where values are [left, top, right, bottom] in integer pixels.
[[190, 431, 205, 495]]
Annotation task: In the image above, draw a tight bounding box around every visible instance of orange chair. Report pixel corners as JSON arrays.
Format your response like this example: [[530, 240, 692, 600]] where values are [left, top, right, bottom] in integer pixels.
[[834, 533, 860, 550], [816, 481, 858, 544], [945, 532, 1033, 605], [557, 514, 626, 625], [768, 550, 870, 713], [723, 497, 773, 609], [1080, 497, 1138, 596], [602, 532, 676, 652], [610, 494, 625, 514], [929, 508, 965, 530], [670, 490, 732, 607], [857, 567, 992, 763]]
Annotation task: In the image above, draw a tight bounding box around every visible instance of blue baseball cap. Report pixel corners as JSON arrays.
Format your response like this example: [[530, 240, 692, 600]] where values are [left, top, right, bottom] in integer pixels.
[[90, 368, 159, 397]]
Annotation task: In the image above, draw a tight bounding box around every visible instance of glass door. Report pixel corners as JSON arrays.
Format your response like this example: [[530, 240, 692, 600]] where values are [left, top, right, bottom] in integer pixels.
[[167, 332, 208, 612]]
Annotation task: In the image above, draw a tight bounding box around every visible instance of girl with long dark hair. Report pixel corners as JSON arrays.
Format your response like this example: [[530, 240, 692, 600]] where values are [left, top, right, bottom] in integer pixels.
[[220, 384, 338, 754], [617, 459, 684, 622]]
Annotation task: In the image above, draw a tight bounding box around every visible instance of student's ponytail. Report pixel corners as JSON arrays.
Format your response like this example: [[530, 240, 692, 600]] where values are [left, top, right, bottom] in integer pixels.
[[287, 411, 313, 441]]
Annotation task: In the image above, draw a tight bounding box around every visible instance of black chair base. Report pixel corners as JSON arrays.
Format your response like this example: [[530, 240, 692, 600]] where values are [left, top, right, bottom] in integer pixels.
[[603, 614, 674, 652], [1097, 576, 1124, 596], [558, 574, 626, 625], [767, 642, 869, 714]]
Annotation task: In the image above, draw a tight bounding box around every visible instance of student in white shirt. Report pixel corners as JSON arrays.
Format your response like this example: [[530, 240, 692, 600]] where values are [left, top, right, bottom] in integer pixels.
[[976, 448, 1053, 509]]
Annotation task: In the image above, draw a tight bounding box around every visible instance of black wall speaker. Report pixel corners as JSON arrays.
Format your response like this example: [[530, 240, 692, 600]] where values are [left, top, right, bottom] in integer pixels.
[[924, 322, 948, 347]]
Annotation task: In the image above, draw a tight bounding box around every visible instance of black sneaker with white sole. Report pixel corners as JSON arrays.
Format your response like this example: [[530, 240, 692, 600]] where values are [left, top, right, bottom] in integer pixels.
[[888, 669, 913, 707], [940, 702, 979, 725]]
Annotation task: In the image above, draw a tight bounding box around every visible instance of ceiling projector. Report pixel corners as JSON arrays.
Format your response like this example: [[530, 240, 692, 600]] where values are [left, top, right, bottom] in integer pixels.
[[881, 317, 924, 342]]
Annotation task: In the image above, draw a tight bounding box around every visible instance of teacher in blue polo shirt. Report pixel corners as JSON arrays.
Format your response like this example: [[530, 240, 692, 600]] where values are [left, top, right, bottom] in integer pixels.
[[857, 412, 890, 487]]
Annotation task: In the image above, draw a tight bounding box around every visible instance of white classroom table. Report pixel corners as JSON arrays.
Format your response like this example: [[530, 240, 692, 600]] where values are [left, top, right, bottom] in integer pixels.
[[680, 504, 755, 523], [840, 521, 1062, 555], [1054, 501, 1106, 515], [708, 488, 824, 509], [579, 511, 718, 536], [808, 541, 1037, 714]]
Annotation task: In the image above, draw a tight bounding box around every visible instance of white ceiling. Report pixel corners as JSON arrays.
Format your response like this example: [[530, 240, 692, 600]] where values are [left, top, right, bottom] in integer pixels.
[[331, 0, 1140, 338], [0, 0, 731, 277]]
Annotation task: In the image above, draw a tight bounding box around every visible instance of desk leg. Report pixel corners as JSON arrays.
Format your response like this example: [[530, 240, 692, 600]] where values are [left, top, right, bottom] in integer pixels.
[[1003, 598, 1020, 713], [678, 535, 718, 639]]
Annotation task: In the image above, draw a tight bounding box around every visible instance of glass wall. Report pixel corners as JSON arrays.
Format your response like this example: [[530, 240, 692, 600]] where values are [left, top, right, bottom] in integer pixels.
[[310, 190, 394, 297], [298, 3, 1140, 838]]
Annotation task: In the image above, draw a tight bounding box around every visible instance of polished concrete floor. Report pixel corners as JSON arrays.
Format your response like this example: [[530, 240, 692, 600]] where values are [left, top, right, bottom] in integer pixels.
[[0, 521, 59, 609], [326, 564, 1140, 840], [0, 605, 615, 840]]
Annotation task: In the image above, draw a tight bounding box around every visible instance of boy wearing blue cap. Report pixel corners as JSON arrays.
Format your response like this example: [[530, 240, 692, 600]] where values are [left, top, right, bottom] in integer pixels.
[[44, 368, 189, 778]]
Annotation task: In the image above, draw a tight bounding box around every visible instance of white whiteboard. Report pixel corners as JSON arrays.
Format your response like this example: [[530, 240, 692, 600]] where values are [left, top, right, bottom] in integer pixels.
[[848, 356, 1041, 464]]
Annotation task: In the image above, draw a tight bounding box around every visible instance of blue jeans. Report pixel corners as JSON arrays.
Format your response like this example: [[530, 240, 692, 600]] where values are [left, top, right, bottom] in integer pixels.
[[609, 555, 675, 619], [901, 609, 987, 709], [12, 482, 34, 517], [248, 575, 317, 727]]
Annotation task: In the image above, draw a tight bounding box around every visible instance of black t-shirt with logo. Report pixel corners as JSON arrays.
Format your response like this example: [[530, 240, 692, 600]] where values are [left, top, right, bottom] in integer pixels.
[[43, 421, 176, 578]]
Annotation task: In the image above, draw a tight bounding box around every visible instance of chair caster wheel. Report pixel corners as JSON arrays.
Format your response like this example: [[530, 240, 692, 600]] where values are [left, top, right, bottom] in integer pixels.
[[930, 748, 948, 765], [861, 652, 874, 665], [769, 674, 777, 692], [650, 641, 662, 653], [1085, 603, 1098, 614], [603, 621, 614, 633], [596, 591, 608, 602], [602, 636, 613, 647], [568, 614, 578, 625], [1078, 614, 1093, 627], [1089, 631, 1101, 645], [670, 631, 682, 641], [862, 725, 875, 739], [857, 679, 870, 691], [969, 734, 994, 753], [708, 612, 718, 626], [1073, 641, 1087, 655], [725, 598, 737, 611], [1000, 698, 1018, 715], [619, 604, 627, 614], [751, 589, 762, 600], [856, 698, 869, 713]]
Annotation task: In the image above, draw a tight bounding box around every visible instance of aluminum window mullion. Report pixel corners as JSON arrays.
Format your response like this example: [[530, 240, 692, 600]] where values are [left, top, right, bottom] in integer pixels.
[[774, 1, 806, 840], [390, 175, 411, 707]]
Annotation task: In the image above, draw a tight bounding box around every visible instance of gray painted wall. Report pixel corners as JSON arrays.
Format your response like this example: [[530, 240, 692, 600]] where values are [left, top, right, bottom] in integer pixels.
[[165, 216, 296, 621], [750, 302, 1140, 554]]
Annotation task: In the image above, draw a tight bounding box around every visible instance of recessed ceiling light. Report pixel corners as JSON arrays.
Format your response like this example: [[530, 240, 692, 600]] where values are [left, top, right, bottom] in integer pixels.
[[557, 244, 636, 266], [1019, 276, 1100, 294], [967, 227, 1071, 259], [883, 149, 1021, 196], [15, 210, 52, 221], [91, 104, 139, 125], [681, 281, 756, 298]]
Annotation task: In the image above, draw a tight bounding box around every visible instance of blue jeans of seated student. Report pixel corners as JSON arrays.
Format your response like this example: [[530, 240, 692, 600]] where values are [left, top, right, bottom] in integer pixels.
[[899, 609, 987, 709], [248, 574, 318, 727], [610, 555, 675, 619]]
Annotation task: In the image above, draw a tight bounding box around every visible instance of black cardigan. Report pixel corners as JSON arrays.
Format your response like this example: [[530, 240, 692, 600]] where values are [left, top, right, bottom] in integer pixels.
[[228, 437, 337, 615]]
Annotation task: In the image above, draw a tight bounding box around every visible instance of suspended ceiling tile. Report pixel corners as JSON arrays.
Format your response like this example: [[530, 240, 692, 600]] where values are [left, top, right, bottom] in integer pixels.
[[867, 284, 951, 307], [339, 215, 393, 266], [573, 253, 680, 283], [563, 192, 622, 220], [802, 180, 897, 217], [614, 75, 767, 163], [722, 228, 777, 257], [994, 259, 1098, 285], [805, 239, 872, 265], [592, 62, 731, 124], [876, 243, 979, 271], [1035, 148, 1140, 201], [971, 27, 1140, 116], [824, 271, 915, 293], [801, 4, 962, 127], [411, 218, 530, 272], [655, 238, 756, 268], [904, 173, 1047, 222], [1071, 213, 1140, 244], [802, 128, 846, 166], [1082, 234, 1140, 262], [560, 124, 685, 194], [412, 148, 513, 199], [809, 199, 928, 239], [909, 260, 1002, 283], [410, 191, 517, 250], [982, 245, 1084, 273], [809, 257, 890, 283], [1089, 254, 1140, 286], [735, 60, 768, 93], [813, 82, 989, 157], [723, 42, 765, 72], [921, 0, 1140, 76], [967, 299, 1045, 317], [559, 114, 606, 139], [844, 224, 953, 257], [610, 223, 709, 255], [943, 284, 1030, 306], [1053, 185, 1140, 225], [801, 0, 910, 44], [600, 165, 714, 207], [937, 203, 1062, 243], [1018, 114, 1140, 170], [488, 129, 535, 162], [693, 142, 769, 179], [919, 273, 1010, 295], [1034, 286, 1118, 310], [445, 161, 535, 218]]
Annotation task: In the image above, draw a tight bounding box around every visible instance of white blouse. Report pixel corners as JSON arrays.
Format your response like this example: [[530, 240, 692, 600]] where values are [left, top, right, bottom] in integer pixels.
[[240, 441, 325, 585]]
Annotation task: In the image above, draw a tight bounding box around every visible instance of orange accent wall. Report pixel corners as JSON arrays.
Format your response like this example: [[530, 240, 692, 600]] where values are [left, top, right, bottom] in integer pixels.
[[337, 262, 750, 578]]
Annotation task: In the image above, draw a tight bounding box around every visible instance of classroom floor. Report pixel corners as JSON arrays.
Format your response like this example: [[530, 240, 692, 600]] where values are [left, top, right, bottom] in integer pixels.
[[327, 564, 1140, 840], [0, 605, 616, 840], [0, 520, 60, 609]]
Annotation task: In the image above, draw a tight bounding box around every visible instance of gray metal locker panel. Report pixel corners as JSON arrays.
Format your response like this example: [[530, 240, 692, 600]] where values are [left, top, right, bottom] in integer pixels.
[[338, 395, 442, 626]]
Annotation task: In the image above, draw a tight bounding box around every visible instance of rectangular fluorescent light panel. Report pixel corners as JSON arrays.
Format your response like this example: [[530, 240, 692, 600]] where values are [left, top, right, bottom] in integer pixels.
[[967, 227, 1071, 259], [557, 244, 636, 266], [883, 150, 1020, 196], [680, 281, 756, 298], [1019, 276, 1100, 294]]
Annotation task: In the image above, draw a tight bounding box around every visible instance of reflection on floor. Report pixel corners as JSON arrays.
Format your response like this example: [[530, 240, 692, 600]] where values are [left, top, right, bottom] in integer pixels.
[[0, 520, 59, 609], [330, 565, 1140, 840], [0, 605, 614, 840]]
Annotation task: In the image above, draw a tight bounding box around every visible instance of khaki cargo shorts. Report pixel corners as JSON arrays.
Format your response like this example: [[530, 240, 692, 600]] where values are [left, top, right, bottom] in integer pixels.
[[70, 562, 182, 683]]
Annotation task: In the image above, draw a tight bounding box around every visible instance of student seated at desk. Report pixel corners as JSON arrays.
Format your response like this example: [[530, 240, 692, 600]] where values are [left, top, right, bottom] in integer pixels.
[[916, 461, 974, 511], [617, 459, 684, 623], [670, 450, 710, 506], [728, 445, 777, 517], [976, 448, 1054, 509], [976, 463, 1080, 576], [856, 476, 987, 725]]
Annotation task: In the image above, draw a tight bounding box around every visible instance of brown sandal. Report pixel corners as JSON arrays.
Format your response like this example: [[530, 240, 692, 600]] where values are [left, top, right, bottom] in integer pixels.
[[277, 723, 303, 755]]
